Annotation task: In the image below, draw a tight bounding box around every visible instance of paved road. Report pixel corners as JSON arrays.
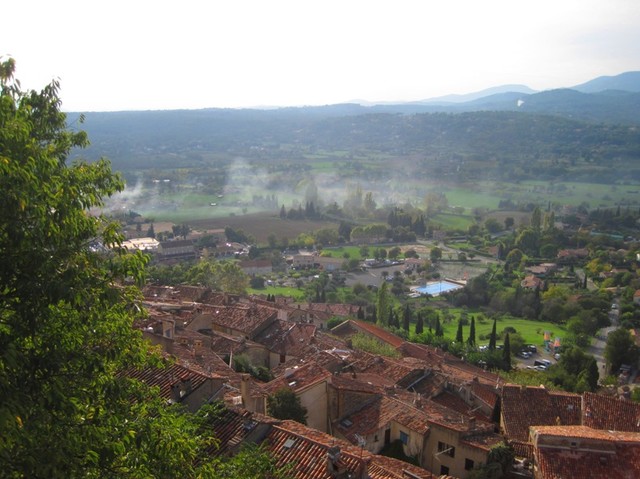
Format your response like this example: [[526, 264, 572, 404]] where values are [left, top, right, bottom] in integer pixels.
[[589, 323, 619, 378], [344, 263, 407, 288]]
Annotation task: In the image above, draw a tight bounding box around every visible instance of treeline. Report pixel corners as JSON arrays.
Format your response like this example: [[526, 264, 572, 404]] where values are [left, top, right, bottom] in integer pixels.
[[73, 109, 640, 184]]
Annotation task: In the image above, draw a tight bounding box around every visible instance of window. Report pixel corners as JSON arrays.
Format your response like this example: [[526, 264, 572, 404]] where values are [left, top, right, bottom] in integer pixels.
[[437, 441, 455, 458], [440, 465, 449, 475], [400, 431, 409, 445], [465, 458, 475, 470]]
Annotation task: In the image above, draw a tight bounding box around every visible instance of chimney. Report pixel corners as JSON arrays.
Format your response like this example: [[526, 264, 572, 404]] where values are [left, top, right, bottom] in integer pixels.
[[162, 318, 175, 339], [240, 373, 251, 409], [326, 446, 347, 478], [194, 339, 203, 358]]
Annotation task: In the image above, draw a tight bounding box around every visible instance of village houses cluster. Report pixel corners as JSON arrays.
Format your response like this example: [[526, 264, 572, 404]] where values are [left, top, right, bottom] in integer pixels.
[[132, 284, 640, 479]]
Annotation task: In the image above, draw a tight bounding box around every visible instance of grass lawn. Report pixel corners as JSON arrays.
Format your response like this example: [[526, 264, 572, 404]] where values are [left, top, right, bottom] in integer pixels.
[[431, 213, 475, 231], [427, 310, 566, 347], [247, 285, 306, 301], [440, 186, 502, 211], [320, 246, 364, 260]]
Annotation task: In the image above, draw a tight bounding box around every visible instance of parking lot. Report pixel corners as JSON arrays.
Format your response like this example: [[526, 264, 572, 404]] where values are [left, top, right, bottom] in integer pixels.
[[514, 345, 559, 371]]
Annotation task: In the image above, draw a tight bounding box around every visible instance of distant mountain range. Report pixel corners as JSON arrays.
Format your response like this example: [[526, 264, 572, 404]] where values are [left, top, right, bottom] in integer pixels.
[[71, 70, 640, 173], [347, 71, 640, 125]]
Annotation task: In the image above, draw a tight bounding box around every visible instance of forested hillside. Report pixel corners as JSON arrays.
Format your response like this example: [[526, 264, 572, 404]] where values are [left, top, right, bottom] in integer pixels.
[[73, 108, 640, 185]]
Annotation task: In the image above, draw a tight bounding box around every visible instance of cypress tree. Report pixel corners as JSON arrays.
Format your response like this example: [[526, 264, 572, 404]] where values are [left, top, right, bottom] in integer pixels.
[[489, 318, 497, 350], [435, 317, 443, 337], [390, 308, 399, 328], [403, 304, 411, 331], [415, 313, 424, 335], [455, 320, 464, 343], [467, 316, 476, 346], [503, 333, 511, 370], [376, 282, 390, 326]]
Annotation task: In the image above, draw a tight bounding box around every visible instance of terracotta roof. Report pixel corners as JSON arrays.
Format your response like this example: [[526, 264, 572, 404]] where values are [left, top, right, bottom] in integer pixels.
[[253, 320, 317, 357], [335, 395, 430, 442], [304, 302, 360, 317], [164, 330, 238, 376], [266, 420, 370, 479], [468, 380, 501, 410], [501, 385, 582, 442], [262, 362, 332, 396], [431, 390, 491, 422], [332, 320, 405, 348], [195, 303, 277, 337], [510, 440, 534, 461], [206, 329, 254, 356], [531, 425, 640, 479], [121, 360, 215, 403], [582, 391, 640, 432], [206, 406, 273, 456], [459, 431, 505, 452], [521, 274, 543, 289], [398, 342, 502, 386], [557, 248, 589, 259], [329, 373, 387, 395], [143, 284, 210, 303], [408, 394, 484, 433], [206, 406, 448, 479], [367, 455, 432, 478], [353, 353, 427, 386]]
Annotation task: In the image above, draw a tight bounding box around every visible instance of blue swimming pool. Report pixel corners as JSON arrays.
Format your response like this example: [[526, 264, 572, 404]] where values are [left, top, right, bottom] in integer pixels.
[[413, 280, 464, 296]]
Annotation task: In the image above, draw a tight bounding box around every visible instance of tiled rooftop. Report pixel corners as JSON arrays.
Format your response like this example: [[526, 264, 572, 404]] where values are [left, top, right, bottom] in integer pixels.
[[354, 353, 427, 385], [501, 385, 582, 442], [262, 361, 332, 396], [193, 303, 277, 337], [206, 406, 446, 479], [253, 320, 317, 358], [329, 373, 388, 395], [431, 390, 492, 423], [121, 360, 215, 402], [304, 302, 361, 317], [335, 395, 430, 443], [142, 284, 211, 303], [367, 455, 432, 478], [582, 391, 640, 432], [331, 320, 405, 348], [532, 425, 640, 479], [267, 420, 370, 479]]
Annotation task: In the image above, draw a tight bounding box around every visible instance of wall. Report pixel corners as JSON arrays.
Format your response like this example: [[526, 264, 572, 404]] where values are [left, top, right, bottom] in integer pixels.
[[299, 380, 329, 433], [424, 424, 489, 479]]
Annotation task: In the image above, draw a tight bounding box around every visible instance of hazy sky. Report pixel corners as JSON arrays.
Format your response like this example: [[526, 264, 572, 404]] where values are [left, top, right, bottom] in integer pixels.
[[3, 0, 640, 111]]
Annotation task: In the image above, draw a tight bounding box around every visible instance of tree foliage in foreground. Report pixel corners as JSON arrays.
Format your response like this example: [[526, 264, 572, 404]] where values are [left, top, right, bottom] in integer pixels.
[[0, 58, 283, 478], [267, 388, 308, 425]]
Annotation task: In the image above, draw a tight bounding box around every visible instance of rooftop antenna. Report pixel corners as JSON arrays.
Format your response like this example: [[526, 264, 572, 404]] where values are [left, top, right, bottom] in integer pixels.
[[354, 433, 366, 460]]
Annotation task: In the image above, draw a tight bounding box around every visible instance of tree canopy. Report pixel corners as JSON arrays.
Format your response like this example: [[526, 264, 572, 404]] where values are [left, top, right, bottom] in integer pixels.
[[0, 58, 281, 478], [267, 388, 308, 424]]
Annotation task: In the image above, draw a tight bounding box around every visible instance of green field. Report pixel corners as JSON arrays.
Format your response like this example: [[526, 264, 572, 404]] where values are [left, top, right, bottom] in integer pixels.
[[320, 246, 364, 260], [431, 213, 475, 231], [247, 285, 306, 301], [433, 311, 566, 347]]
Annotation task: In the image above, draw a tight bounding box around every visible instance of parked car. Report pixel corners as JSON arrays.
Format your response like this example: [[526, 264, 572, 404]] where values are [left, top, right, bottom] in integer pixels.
[[526, 344, 537, 353], [518, 351, 532, 359]]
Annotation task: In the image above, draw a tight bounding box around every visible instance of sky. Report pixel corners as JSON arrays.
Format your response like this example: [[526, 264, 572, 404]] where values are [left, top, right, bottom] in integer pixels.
[[3, 0, 640, 112]]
